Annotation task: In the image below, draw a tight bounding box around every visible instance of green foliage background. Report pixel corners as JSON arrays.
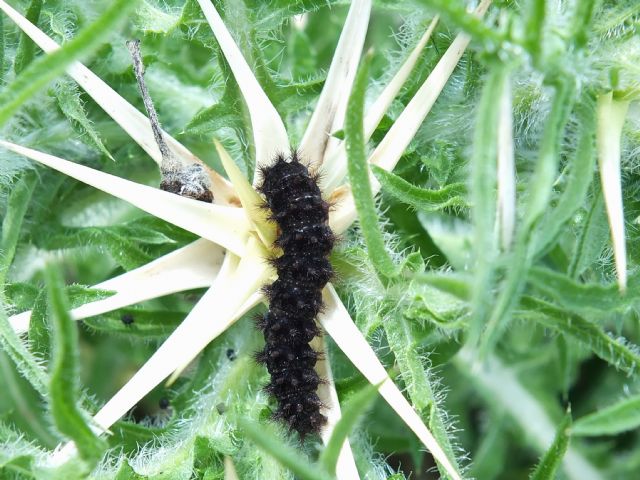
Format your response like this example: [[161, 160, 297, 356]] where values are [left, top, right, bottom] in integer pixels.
[[1, 0, 640, 479]]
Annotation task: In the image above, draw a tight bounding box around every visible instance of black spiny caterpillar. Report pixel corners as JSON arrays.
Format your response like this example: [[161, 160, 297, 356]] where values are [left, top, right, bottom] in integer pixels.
[[256, 152, 334, 438]]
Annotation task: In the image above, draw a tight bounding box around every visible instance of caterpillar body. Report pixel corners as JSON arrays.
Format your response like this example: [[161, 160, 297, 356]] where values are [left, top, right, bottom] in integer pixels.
[[256, 152, 334, 438]]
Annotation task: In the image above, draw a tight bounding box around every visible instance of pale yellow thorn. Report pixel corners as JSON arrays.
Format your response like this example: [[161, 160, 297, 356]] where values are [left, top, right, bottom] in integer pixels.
[[315, 337, 360, 480], [215, 140, 276, 246], [364, 16, 440, 140], [328, 0, 491, 228], [300, 0, 372, 168], [90, 243, 270, 433], [328, 185, 358, 235], [369, 0, 491, 174], [597, 92, 630, 292], [320, 285, 461, 480], [224, 456, 240, 480], [496, 75, 516, 250], [0, 141, 250, 256], [195, 0, 289, 177], [321, 15, 440, 192], [165, 238, 271, 383], [0, 0, 236, 204], [9, 239, 223, 334]]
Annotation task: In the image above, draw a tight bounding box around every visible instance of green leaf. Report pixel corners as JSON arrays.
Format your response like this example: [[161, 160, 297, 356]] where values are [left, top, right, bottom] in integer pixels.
[[0, 0, 140, 126], [0, 306, 47, 397], [569, 191, 608, 278], [383, 309, 462, 478], [134, 0, 180, 34], [529, 267, 640, 314], [83, 308, 184, 338], [524, 0, 546, 64], [30, 284, 115, 359], [38, 222, 178, 271], [521, 296, 640, 377], [45, 265, 108, 466], [0, 172, 37, 290], [470, 414, 508, 480], [65, 285, 117, 308], [192, 436, 224, 479], [107, 420, 169, 453], [53, 81, 113, 160], [275, 76, 325, 112], [522, 79, 575, 233], [0, 421, 39, 472], [468, 63, 506, 347], [114, 460, 142, 480], [4, 282, 39, 311], [13, 0, 43, 74], [415, 273, 472, 302], [185, 96, 244, 137], [236, 418, 331, 480], [570, 0, 597, 48], [530, 410, 571, 480], [573, 395, 640, 436], [346, 53, 399, 281], [320, 382, 379, 476], [28, 289, 50, 360], [537, 102, 596, 255], [0, 353, 57, 448], [372, 166, 468, 212]]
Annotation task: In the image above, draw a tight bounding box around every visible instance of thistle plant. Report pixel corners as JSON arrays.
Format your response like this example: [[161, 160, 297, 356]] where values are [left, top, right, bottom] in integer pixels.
[[1, 0, 640, 479]]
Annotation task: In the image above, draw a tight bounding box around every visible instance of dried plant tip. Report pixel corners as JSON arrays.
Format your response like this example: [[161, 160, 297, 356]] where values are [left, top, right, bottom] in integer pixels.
[[127, 39, 214, 203], [160, 164, 214, 203], [126, 39, 176, 170]]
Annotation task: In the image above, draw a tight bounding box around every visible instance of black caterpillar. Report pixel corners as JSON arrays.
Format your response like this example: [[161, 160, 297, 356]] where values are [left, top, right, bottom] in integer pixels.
[[256, 152, 335, 439]]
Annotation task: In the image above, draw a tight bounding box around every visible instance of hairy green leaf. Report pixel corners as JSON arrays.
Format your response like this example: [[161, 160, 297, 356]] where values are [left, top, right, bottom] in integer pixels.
[[0, 306, 47, 396], [521, 296, 640, 377], [13, 0, 42, 74], [372, 165, 467, 212], [468, 63, 506, 347], [569, 191, 609, 278], [417, 0, 503, 48], [53, 81, 112, 160], [346, 53, 399, 280], [530, 410, 571, 480], [83, 308, 184, 338], [524, 0, 546, 64], [537, 102, 596, 255], [384, 309, 462, 478], [529, 267, 640, 314], [573, 395, 640, 436], [45, 265, 108, 465], [0, 173, 37, 290]]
